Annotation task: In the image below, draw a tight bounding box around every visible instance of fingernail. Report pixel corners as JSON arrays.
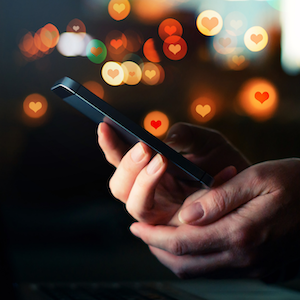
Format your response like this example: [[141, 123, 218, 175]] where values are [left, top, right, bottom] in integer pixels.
[[130, 224, 140, 238], [98, 123, 103, 136], [131, 143, 146, 163], [179, 202, 204, 224], [147, 154, 163, 175]]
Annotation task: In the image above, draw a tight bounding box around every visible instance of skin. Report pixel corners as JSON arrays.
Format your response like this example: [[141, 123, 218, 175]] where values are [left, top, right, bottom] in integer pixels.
[[130, 159, 300, 279], [97, 122, 249, 225], [97, 122, 300, 279]]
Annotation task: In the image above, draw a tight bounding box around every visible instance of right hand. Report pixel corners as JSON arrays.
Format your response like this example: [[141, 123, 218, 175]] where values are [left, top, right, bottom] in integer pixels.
[[97, 122, 250, 225]]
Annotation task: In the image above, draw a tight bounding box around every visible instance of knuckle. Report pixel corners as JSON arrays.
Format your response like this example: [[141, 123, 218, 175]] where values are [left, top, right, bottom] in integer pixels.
[[232, 227, 252, 249], [209, 188, 227, 213], [168, 238, 185, 256]]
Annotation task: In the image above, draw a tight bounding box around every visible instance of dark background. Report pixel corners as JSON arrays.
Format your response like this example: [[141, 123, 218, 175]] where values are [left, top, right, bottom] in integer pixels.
[[1, 0, 300, 283]]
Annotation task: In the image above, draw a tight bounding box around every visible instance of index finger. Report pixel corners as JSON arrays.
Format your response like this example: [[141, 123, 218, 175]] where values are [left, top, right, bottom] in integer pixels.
[[129, 222, 228, 256], [97, 122, 130, 167]]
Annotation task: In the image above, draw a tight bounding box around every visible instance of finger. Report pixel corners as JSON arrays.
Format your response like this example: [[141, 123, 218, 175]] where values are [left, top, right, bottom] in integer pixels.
[[164, 122, 221, 154], [130, 222, 226, 255], [125, 154, 169, 223], [164, 123, 249, 175], [109, 142, 152, 202], [97, 122, 130, 167], [149, 246, 230, 279], [213, 166, 237, 187], [178, 165, 265, 226]]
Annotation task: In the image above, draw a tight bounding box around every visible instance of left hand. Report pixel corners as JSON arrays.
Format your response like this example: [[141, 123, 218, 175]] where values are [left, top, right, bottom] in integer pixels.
[[130, 159, 300, 279]]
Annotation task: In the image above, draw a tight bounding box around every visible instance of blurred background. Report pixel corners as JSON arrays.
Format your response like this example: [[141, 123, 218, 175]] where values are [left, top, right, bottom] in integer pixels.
[[1, 0, 300, 283]]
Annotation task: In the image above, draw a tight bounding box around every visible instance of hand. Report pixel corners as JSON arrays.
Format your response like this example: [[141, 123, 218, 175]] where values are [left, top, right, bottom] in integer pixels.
[[130, 159, 300, 279], [97, 122, 250, 225]]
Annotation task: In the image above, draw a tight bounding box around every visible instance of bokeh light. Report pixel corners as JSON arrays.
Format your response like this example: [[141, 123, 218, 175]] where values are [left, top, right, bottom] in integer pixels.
[[213, 31, 237, 55], [224, 11, 247, 36], [238, 78, 278, 121], [106, 30, 128, 55], [86, 39, 107, 63], [101, 61, 124, 86], [163, 36, 187, 60], [66, 18, 86, 35], [156, 64, 165, 85], [34, 29, 50, 53], [40, 23, 59, 48], [143, 38, 161, 63], [196, 10, 223, 36], [83, 81, 105, 99], [133, 0, 174, 24], [244, 26, 268, 52], [190, 97, 216, 123], [57, 33, 85, 57], [141, 62, 161, 85], [228, 54, 249, 71], [158, 18, 183, 41], [121, 61, 142, 85], [19, 32, 39, 58], [23, 94, 48, 119], [124, 30, 143, 52], [143, 111, 169, 137], [267, 0, 281, 11], [122, 53, 143, 65], [108, 0, 131, 21]]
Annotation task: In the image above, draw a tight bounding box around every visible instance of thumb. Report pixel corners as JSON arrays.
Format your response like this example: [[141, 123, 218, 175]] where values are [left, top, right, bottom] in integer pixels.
[[178, 165, 261, 226]]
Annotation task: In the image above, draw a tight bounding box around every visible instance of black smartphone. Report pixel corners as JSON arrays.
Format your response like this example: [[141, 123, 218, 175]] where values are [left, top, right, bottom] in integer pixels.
[[51, 77, 214, 187]]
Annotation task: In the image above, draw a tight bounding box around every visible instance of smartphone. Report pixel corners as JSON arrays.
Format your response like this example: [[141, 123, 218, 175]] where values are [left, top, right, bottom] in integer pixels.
[[51, 77, 214, 187]]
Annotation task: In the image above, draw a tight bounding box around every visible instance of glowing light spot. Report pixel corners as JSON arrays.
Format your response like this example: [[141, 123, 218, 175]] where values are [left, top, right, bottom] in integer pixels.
[[121, 61, 142, 85], [133, 0, 174, 24], [141, 62, 160, 85], [83, 81, 105, 99], [108, 0, 131, 21], [86, 39, 107, 63], [101, 61, 124, 86], [267, 0, 281, 10], [19, 32, 39, 58], [228, 54, 249, 71], [143, 38, 161, 63], [224, 11, 247, 36], [124, 30, 143, 52], [158, 18, 183, 41], [196, 10, 223, 36], [106, 30, 127, 55], [213, 31, 237, 55], [122, 53, 143, 65], [190, 97, 216, 123], [23, 94, 48, 119], [238, 78, 278, 121], [244, 26, 268, 52], [34, 29, 50, 53], [40, 23, 59, 48], [143, 111, 169, 137], [57, 32, 85, 57], [156, 64, 165, 85], [163, 36, 187, 60], [67, 18, 86, 35]]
